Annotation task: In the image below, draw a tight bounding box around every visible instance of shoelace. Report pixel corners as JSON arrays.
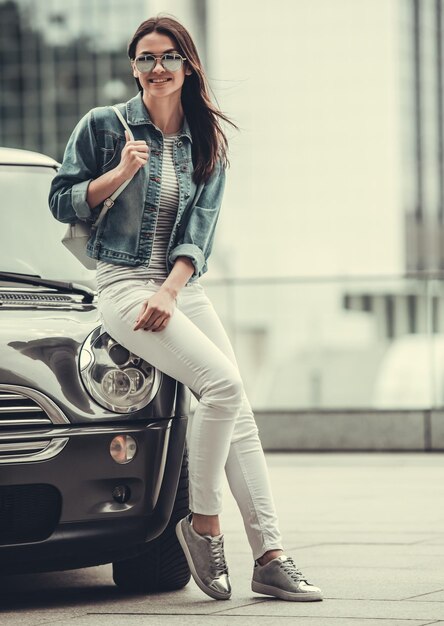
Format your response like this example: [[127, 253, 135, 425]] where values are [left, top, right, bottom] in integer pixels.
[[279, 557, 308, 582], [208, 536, 229, 578]]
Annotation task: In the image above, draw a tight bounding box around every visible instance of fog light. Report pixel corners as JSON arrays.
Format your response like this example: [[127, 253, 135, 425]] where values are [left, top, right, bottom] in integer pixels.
[[112, 485, 131, 503], [110, 435, 137, 464]]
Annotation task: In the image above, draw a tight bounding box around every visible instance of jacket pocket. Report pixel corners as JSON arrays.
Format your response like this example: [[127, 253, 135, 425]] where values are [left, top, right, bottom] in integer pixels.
[[100, 136, 124, 172]]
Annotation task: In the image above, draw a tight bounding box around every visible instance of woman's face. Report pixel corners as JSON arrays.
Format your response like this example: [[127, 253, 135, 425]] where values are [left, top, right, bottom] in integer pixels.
[[132, 31, 191, 100]]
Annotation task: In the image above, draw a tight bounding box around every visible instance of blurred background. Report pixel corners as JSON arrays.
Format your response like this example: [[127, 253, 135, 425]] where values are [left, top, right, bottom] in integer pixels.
[[1, 0, 444, 449]]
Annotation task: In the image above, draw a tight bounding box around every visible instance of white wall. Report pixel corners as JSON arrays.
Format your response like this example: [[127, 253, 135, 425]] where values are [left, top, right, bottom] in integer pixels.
[[207, 0, 404, 279]]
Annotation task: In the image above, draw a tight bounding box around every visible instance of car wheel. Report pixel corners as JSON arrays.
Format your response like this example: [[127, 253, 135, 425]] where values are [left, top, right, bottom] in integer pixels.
[[112, 448, 191, 592]]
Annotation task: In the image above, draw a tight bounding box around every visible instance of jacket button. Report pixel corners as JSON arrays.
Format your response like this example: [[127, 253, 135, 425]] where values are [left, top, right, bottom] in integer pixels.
[[177, 140, 183, 147], [184, 193, 190, 199]]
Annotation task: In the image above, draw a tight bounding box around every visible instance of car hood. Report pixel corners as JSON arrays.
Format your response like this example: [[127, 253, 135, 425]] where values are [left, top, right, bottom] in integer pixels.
[[0, 299, 177, 423], [0, 301, 107, 419]]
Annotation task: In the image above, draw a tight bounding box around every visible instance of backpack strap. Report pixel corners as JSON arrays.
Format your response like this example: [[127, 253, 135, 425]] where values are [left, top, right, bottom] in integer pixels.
[[111, 105, 135, 141], [92, 106, 136, 229]]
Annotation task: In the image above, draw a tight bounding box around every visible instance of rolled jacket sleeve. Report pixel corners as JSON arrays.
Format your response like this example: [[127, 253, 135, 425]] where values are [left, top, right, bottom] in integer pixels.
[[48, 110, 99, 224], [169, 158, 226, 279], [169, 243, 206, 276]]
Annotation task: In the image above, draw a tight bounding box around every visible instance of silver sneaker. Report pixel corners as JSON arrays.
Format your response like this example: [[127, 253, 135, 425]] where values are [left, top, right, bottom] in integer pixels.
[[252, 555, 323, 601], [175, 513, 232, 600]]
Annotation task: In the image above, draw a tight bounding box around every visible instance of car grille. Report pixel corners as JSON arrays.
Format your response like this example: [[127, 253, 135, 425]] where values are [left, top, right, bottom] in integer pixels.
[[0, 484, 62, 544], [0, 391, 53, 429], [0, 386, 70, 463]]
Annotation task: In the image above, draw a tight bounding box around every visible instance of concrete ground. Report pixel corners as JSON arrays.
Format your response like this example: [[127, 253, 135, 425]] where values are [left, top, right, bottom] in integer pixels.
[[1, 452, 444, 626]]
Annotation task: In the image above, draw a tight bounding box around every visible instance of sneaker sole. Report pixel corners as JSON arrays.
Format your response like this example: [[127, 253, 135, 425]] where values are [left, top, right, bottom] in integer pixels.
[[252, 580, 323, 602], [175, 519, 232, 601]]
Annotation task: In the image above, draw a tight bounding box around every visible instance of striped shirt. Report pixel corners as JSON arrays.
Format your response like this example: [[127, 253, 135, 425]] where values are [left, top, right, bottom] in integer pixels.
[[96, 132, 180, 294]]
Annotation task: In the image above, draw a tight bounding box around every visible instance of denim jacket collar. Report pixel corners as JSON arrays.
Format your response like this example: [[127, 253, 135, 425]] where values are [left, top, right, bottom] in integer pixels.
[[126, 91, 193, 143]]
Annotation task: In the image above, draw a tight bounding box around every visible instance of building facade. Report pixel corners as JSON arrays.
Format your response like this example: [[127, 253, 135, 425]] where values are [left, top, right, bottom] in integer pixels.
[[402, 0, 444, 272], [0, 0, 207, 161]]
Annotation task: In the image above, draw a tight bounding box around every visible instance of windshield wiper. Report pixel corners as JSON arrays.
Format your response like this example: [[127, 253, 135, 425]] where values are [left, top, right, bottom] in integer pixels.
[[0, 272, 95, 303]]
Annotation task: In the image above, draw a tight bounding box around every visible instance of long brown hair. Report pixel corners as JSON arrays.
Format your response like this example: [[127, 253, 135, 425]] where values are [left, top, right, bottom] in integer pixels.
[[128, 15, 238, 185]]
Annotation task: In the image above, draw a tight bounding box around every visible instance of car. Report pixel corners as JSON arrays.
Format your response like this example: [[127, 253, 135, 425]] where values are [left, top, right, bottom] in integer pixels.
[[0, 147, 191, 592]]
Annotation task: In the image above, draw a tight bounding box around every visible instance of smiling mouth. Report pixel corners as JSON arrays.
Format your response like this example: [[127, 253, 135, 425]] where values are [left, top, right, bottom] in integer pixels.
[[149, 78, 172, 84]]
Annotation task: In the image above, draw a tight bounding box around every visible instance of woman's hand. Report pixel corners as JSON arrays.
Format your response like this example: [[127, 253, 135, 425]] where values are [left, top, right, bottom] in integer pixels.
[[116, 130, 149, 180], [133, 289, 177, 332]]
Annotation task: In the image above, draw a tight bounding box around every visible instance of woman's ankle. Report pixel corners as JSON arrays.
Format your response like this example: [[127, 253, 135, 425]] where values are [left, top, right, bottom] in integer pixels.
[[257, 549, 284, 566], [191, 512, 221, 536]]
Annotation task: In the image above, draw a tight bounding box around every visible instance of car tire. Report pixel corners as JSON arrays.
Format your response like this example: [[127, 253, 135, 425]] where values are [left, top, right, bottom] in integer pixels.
[[112, 448, 191, 592]]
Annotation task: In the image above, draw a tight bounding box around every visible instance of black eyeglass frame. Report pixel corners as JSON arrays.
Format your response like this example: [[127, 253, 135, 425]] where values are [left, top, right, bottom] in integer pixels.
[[132, 52, 188, 73]]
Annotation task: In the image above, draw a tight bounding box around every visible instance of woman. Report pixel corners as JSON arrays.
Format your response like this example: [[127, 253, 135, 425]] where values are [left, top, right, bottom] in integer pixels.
[[49, 15, 322, 603]]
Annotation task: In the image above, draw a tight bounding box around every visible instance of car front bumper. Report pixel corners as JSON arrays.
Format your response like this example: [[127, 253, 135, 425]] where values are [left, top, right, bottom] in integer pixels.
[[0, 415, 187, 573]]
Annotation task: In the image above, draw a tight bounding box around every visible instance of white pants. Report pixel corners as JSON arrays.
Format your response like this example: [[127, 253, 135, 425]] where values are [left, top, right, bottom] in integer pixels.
[[98, 278, 283, 560]]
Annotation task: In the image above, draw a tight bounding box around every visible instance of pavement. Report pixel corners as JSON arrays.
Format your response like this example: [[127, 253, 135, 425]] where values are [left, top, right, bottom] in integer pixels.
[[1, 452, 444, 626]]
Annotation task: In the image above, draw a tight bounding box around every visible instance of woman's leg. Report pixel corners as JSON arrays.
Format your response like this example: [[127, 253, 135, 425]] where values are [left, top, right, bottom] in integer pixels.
[[177, 282, 284, 561], [97, 279, 243, 516], [98, 279, 323, 602]]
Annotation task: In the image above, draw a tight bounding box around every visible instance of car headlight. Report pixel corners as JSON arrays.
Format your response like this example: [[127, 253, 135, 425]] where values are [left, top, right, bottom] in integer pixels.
[[79, 327, 161, 413]]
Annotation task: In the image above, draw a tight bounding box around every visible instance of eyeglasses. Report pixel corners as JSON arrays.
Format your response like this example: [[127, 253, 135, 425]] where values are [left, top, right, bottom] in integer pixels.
[[133, 53, 187, 73]]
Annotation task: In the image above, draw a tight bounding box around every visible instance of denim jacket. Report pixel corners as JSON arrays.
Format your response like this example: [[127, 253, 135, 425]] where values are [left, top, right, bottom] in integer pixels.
[[48, 92, 226, 282]]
